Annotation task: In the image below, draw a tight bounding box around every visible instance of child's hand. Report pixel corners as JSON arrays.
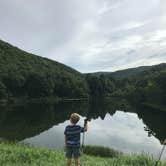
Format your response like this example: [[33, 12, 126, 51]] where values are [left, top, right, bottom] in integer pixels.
[[84, 118, 88, 126], [84, 118, 88, 123], [164, 139, 166, 145]]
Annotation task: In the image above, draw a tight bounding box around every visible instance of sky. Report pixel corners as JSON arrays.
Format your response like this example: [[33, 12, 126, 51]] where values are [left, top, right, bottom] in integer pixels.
[[0, 0, 166, 73]]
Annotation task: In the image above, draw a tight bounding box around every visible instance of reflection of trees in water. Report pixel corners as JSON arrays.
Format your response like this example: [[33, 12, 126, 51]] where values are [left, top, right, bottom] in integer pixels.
[[87, 98, 132, 120], [0, 99, 165, 143], [0, 101, 88, 141], [0, 99, 128, 141], [136, 107, 166, 143], [123, 100, 166, 143]]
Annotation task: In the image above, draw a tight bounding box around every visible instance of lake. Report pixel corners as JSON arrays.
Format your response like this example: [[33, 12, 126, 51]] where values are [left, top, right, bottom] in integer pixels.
[[0, 99, 166, 160]]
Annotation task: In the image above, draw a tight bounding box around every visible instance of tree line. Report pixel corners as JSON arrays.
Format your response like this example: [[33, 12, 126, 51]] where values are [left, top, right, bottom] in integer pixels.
[[0, 39, 166, 110]]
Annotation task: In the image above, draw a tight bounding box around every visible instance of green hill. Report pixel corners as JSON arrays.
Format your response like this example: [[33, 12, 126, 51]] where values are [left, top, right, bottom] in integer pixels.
[[0, 40, 88, 101], [90, 63, 166, 80], [1, 39, 166, 108]]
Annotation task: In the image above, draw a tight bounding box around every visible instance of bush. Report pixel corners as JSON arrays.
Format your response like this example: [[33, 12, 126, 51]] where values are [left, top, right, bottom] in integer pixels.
[[83, 145, 123, 158]]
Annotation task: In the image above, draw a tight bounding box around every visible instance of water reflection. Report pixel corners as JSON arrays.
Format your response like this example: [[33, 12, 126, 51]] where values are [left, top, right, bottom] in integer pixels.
[[137, 108, 166, 143], [0, 99, 166, 160]]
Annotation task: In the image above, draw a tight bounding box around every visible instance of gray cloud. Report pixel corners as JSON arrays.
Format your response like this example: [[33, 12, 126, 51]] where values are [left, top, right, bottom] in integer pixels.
[[0, 0, 166, 73]]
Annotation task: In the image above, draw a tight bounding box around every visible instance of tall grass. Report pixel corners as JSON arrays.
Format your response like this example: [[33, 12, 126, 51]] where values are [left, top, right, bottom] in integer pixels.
[[0, 142, 166, 166]]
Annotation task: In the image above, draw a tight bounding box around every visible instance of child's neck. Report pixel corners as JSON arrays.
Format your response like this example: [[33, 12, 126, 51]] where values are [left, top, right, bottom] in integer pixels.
[[71, 123, 76, 126]]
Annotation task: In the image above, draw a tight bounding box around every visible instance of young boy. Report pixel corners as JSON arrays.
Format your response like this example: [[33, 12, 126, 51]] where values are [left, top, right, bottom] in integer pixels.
[[64, 113, 88, 166]]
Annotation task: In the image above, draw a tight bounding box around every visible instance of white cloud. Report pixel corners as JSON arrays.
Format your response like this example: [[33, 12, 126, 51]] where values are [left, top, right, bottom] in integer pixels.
[[0, 0, 166, 72]]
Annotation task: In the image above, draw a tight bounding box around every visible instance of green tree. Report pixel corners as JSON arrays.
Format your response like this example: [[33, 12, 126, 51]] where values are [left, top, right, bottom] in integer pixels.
[[0, 81, 7, 99]]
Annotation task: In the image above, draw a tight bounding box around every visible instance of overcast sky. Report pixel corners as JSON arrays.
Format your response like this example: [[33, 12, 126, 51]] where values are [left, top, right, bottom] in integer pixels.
[[0, 0, 166, 73]]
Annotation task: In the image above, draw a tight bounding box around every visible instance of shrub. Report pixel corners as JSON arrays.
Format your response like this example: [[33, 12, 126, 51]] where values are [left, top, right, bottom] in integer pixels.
[[83, 145, 123, 158]]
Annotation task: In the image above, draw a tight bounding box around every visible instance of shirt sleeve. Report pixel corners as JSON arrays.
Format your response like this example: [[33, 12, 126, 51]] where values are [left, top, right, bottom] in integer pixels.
[[64, 127, 67, 135]]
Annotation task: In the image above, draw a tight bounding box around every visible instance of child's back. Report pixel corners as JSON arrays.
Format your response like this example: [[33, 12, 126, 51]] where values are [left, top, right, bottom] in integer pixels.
[[64, 113, 88, 166], [64, 124, 84, 147]]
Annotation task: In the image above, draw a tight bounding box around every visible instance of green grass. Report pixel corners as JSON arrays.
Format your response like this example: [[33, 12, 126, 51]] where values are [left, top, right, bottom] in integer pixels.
[[0, 142, 166, 166]]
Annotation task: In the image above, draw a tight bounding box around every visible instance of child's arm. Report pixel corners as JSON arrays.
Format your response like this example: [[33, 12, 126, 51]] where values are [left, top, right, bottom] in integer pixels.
[[84, 119, 88, 132]]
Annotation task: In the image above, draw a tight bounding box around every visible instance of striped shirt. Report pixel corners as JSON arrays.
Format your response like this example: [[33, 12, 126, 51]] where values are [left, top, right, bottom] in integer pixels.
[[64, 124, 84, 147]]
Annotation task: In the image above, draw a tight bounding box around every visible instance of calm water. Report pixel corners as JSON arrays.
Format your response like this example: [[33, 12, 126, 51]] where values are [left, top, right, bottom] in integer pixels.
[[0, 99, 166, 160]]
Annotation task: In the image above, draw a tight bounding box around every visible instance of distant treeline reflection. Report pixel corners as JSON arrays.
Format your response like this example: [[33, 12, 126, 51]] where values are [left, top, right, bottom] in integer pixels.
[[0, 99, 166, 143]]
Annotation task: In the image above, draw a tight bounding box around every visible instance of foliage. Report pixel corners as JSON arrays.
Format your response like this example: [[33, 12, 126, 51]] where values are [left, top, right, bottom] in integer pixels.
[[0, 81, 7, 99], [83, 145, 122, 158], [85, 74, 115, 97], [96, 63, 166, 111], [0, 40, 89, 101], [127, 70, 166, 109], [1, 39, 166, 109]]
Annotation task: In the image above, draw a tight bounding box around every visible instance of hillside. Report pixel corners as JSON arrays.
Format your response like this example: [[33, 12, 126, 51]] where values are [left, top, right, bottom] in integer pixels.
[[1, 39, 166, 107], [90, 63, 166, 80], [0, 40, 88, 101]]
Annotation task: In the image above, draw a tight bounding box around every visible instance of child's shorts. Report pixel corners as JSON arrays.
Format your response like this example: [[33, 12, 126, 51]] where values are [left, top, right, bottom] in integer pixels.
[[66, 146, 81, 159]]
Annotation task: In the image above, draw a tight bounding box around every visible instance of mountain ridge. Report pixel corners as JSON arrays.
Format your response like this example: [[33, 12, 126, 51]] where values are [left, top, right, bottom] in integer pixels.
[[89, 63, 166, 79]]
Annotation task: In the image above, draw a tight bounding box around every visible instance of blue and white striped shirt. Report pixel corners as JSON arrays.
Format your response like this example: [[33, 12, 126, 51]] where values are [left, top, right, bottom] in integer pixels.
[[64, 125, 84, 147]]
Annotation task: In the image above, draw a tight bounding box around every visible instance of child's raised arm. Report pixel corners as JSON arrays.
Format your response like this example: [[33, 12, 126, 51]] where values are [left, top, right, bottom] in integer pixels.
[[84, 118, 88, 132]]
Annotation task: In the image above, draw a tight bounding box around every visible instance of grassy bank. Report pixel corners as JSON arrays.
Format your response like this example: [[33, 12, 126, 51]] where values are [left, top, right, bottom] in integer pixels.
[[0, 142, 165, 166]]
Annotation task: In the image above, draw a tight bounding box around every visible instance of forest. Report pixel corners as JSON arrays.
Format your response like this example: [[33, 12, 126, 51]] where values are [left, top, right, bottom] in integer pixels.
[[0, 40, 89, 101], [0, 39, 166, 111]]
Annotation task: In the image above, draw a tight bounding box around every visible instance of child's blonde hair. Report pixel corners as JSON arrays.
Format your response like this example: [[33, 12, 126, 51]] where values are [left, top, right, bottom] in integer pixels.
[[70, 113, 80, 124]]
